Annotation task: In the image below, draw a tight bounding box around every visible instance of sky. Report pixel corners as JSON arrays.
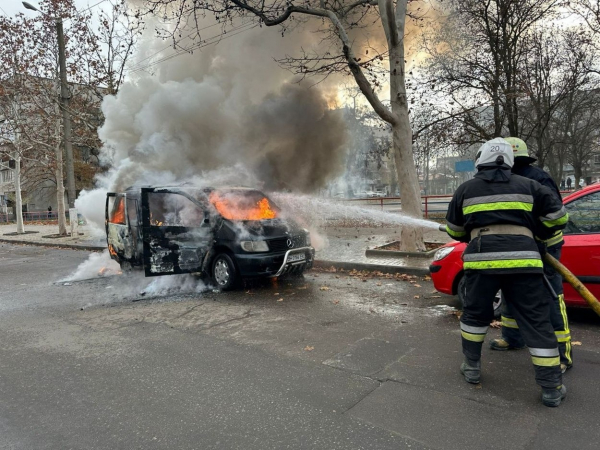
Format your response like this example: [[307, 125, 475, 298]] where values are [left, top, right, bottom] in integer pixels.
[[0, 0, 111, 18]]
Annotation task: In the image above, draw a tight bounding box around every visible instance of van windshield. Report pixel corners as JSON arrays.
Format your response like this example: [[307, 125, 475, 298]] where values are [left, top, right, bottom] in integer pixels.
[[209, 190, 280, 221]]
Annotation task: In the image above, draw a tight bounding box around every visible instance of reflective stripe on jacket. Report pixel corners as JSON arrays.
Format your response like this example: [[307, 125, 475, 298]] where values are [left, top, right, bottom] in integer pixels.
[[446, 168, 568, 274]]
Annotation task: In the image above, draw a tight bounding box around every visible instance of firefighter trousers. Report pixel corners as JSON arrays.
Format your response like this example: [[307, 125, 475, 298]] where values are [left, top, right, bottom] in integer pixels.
[[500, 244, 573, 367], [460, 271, 562, 389]]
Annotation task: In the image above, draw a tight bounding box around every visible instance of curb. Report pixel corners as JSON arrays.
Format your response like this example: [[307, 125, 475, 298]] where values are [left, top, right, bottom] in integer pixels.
[[0, 238, 104, 252], [0, 239, 432, 276], [312, 259, 430, 276]]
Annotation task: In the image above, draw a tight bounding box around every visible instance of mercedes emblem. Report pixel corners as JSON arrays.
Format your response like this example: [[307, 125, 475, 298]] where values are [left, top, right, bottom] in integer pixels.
[[286, 238, 293, 248]]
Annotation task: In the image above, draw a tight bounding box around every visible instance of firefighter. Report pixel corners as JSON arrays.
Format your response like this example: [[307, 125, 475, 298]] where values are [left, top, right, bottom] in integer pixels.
[[490, 137, 573, 373], [445, 137, 569, 407]]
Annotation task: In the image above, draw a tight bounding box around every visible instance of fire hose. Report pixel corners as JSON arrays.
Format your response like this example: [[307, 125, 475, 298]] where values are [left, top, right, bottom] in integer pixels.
[[438, 224, 600, 317], [543, 253, 600, 317]]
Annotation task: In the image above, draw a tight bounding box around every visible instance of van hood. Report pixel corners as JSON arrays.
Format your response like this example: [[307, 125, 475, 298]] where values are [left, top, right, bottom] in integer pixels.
[[219, 217, 305, 240]]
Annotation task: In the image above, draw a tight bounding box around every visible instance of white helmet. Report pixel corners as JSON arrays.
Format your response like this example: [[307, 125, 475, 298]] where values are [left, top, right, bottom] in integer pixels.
[[475, 138, 514, 169]]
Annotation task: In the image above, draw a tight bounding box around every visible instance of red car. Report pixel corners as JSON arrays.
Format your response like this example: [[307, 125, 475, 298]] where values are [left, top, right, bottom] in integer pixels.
[[430, 183, 600, 308]]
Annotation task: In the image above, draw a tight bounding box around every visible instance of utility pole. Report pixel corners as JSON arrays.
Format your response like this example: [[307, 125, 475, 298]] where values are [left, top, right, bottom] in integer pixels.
[[22, 2, 76, 208], [56, 18, 76, 208]]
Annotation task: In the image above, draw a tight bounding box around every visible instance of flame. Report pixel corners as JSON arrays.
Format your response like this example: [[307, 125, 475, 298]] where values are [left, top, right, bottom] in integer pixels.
[[149, 212, 163, 226], [108, 244, 117, 257], [98, 267, 108, 276], [209, 192, 278, 221], [110, 199, 126, 224]]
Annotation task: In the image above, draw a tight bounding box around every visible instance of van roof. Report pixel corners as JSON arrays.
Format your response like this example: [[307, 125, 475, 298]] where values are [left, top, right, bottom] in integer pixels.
[[123, 185, 256, 193]]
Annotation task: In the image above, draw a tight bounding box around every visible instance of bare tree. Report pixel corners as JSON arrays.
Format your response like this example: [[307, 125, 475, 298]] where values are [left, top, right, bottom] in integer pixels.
[[424, 0, 563, 141], [91, 0, 142, 96], [1, 0, 135, 235], [558, 88, 600, 188], [517, 27, 598, 174]]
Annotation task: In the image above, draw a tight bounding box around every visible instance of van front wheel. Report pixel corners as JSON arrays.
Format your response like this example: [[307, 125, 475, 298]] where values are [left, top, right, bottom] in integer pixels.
[[212, 253, 239, 290]]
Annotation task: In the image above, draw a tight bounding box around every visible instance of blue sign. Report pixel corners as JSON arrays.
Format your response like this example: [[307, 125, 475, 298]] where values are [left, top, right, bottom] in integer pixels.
[[455, 160, 475, 173]]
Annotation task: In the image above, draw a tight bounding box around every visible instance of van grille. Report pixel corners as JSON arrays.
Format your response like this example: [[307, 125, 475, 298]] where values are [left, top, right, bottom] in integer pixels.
[[268, 235, 306, 252]]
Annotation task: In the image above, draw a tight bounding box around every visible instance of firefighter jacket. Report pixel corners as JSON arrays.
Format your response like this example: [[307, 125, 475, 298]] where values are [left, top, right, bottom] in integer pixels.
[[445, 166, 568, 274], [513, 160, 564, 247]]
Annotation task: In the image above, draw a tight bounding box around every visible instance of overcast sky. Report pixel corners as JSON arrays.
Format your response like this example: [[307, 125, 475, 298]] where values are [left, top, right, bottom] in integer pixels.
[[0, 0, 110, 20]]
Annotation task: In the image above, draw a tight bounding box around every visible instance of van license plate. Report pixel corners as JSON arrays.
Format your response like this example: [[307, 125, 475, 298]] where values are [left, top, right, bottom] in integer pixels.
[[288, 253, 306, 263]]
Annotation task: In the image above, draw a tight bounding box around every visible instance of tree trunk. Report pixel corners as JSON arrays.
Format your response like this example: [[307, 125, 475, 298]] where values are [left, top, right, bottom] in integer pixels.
[[14, 152, 24, 234], [573, 165, 583, 190], [392, 121, 425, 251], [381, 0, 424, 251], [55, 139, 67, 235]]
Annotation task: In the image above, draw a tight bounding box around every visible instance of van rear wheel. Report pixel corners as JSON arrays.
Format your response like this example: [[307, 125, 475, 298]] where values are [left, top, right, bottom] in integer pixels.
[[212, 253, 239, 290]]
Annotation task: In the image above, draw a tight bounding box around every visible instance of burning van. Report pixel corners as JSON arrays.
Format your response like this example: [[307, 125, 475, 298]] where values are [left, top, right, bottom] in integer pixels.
[[105, 186, 314, 289]]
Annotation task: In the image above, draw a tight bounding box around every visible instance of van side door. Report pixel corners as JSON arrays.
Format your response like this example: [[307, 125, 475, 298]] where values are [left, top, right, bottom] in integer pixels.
[[106, 193, 135, 262], [140, 188, 211, 277]]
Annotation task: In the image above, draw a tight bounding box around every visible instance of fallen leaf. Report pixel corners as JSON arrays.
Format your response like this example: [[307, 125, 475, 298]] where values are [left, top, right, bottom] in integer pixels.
[[277, 298, 284, 302], [423, 276, 432, 281], [414, 295, 420, 299], [429, 295, 441, 298], [376, 283, 382, 286], [320, 286, 330, 291], [333, 300, 340, 305], [304, 346, 315, 351], [450, 310, 463, 319], [414, 284, 422, 288], [274, 292, 280, 296], [572, 341, 582, 346], [297, 285, 308, 290], [475, 384, 482, 389]]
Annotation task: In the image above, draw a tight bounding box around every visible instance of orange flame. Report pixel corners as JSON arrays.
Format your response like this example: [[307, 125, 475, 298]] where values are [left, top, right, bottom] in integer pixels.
[[108, 244, 117, 257], [110, 199, 126, 224], [209, 192, 278, 221]]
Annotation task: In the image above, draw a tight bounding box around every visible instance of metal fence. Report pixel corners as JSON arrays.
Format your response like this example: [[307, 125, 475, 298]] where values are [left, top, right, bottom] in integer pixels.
[[344, 190, 574, 219], [344, 195, 452, 219], [0, 211, 72, 223]]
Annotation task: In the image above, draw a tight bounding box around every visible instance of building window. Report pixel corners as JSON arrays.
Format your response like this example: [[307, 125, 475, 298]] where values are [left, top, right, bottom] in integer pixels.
[[594, 154, 600, 166], [1, 170, 13, 183]]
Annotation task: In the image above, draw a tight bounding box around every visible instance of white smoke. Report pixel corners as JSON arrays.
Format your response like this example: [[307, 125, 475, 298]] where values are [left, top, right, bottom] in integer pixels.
[[60, 250, 121, 282], [74, 18, 348, 237]]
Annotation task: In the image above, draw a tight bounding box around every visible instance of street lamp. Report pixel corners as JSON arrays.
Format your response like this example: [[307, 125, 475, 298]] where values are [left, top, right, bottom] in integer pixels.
[[22, 1, 76, 209]]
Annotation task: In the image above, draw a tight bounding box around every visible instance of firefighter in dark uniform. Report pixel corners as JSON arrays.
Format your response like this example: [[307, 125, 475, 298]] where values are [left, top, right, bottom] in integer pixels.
[[445, 137, 569, 407], [490, 137, 573, 373]]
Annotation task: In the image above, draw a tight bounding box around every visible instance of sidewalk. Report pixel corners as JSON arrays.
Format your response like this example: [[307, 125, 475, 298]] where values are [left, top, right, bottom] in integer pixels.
[[0, 223, 448, 275]]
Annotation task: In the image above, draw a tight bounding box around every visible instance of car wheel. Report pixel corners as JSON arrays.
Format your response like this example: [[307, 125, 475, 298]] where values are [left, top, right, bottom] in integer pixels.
[[457, 277, 501, 319], [212, 253, 239, 290]]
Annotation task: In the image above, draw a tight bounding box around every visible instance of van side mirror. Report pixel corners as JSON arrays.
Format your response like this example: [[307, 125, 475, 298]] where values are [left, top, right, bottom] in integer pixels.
[[203, 211, 210, 225]]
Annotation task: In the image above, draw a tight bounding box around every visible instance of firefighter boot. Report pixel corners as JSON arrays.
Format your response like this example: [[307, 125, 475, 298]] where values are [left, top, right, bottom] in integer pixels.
[[489, 338, 525, 351], [542, 385, 567, 407], [460, 358, 481, 384]]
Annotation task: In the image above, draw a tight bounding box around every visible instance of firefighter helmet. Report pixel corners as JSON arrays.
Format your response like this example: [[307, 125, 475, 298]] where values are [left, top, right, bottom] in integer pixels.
[[475, 138, 514, 169]]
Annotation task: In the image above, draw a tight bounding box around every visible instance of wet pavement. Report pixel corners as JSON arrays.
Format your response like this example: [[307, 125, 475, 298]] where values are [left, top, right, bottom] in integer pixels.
[[2, 243, 600, 449]]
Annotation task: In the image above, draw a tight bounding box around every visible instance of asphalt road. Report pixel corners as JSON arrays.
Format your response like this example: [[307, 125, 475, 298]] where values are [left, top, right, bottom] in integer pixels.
[[2, 243, 600, 450]]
